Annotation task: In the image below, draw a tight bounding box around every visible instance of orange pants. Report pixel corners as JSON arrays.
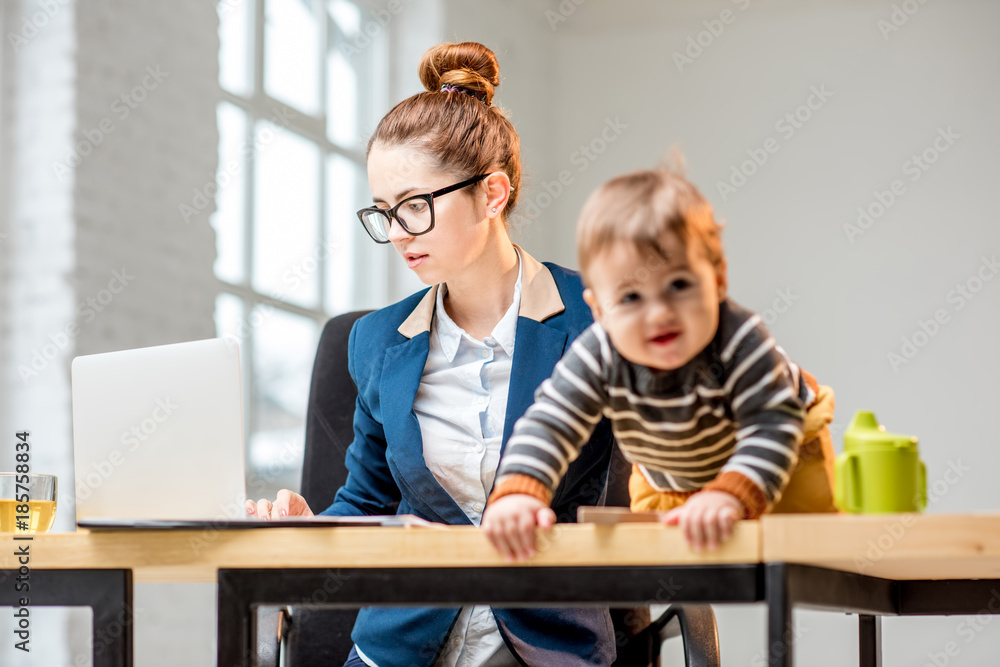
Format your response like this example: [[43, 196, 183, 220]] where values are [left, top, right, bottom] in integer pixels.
[[628, 370, 838, 515]]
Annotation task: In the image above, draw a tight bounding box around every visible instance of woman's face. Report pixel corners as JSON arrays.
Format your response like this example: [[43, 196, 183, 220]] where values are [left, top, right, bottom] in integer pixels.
[[366, 144, 489, 286]]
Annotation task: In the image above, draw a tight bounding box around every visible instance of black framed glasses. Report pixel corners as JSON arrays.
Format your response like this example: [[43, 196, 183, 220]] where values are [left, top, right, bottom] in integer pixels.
[[356, 173, 491, 244]]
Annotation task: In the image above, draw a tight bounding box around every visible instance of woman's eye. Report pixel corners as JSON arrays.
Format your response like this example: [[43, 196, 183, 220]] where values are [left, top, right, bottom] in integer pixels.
[[406, 200, 428, 213]]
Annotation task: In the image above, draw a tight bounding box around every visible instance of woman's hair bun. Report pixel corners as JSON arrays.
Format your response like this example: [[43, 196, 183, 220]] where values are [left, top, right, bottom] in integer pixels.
[[418, 42, 500, 106]]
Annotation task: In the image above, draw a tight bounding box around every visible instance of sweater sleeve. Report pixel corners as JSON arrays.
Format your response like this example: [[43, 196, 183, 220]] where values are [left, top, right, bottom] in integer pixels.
[[490, 324, 610, 503], [702, 314, 806, 518]]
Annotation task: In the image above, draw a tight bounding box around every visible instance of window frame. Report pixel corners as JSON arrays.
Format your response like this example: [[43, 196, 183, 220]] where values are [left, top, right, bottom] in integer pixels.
[[215, 0, 387, 485]]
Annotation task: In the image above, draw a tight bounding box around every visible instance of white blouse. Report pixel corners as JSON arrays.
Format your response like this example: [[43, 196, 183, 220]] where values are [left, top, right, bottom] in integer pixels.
[[356, 249, 523, 667]]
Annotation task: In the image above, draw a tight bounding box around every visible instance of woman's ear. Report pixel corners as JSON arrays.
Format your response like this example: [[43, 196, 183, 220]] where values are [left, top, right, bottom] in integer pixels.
[[583, 287, 604, 322], [483, 171, 511, 219]]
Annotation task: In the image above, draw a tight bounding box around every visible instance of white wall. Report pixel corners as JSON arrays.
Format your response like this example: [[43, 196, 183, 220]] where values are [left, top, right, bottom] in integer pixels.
[[1, 0, 220, 664]]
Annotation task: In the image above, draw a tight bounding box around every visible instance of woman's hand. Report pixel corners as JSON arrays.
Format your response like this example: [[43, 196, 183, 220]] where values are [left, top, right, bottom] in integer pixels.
[[244, 489, 314, 520], [481, 494, 557, 562], [661, 490, 744, 551]]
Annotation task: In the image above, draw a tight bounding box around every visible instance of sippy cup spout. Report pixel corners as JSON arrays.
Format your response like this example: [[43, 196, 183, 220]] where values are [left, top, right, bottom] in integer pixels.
[[848, 410, 880, 432]]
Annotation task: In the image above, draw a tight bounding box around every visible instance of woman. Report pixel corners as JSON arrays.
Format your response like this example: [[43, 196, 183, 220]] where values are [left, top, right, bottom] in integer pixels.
[[245, 42, 617, 667]]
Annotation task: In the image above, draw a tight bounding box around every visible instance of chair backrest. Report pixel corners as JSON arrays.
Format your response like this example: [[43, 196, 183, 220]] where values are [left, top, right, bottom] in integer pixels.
[[290, 310, 372, 667], [300, 310, 372, 512]]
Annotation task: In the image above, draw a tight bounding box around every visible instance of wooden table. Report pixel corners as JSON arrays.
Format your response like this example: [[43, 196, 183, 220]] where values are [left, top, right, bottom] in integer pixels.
[[3, 514, 1000, 667], [1, 522, 759, 667], [760, 514, 1000, 667]]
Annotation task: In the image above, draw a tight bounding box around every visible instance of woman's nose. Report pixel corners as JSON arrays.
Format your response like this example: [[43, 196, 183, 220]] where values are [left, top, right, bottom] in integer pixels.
[[386, 215, 413, 244]]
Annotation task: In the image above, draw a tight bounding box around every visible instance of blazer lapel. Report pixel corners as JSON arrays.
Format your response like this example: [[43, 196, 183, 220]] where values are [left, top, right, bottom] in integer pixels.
[[501, 317, 568, 453], [381, 297, 472, 526], [384, 248, 569, 521], [501, 246, 569, 452]]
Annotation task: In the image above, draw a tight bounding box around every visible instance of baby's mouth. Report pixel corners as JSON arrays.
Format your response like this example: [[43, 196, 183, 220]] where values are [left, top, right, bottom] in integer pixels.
[[651, 332, 680, 345]]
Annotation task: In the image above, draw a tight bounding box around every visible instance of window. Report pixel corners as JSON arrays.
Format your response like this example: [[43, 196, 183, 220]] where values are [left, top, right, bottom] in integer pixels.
[[214, 0, 386, 503]]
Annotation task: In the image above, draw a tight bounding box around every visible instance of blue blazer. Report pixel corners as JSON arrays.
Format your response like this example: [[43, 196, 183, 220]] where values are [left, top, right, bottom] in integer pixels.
[[320, 250, 617, 667]]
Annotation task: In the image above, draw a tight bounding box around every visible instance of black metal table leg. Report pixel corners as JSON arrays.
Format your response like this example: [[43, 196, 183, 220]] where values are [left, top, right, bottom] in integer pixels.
[[217, 564, 763, 667], [218, 570, 253, 667], [859, 615, 882, 667], [765, 563, 794, 667], [764, 563, 897, 667], [0, 568, 133, 667]]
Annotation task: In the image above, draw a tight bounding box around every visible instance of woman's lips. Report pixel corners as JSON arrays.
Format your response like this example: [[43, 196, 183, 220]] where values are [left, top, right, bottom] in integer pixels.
[[406, 254, 427, 269]]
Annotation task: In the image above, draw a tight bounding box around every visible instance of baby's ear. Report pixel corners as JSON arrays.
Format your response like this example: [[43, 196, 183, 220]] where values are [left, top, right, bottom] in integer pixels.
[[716, 261, 728, 301], [583, 288, 604, 321]]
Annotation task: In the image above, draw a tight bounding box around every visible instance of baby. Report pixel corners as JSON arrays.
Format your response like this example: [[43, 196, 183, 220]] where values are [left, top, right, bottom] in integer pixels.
[[482, 167, 831, 558]]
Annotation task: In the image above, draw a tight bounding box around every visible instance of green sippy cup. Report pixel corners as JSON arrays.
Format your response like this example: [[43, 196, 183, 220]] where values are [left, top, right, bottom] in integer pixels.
[[834, 411, 927, 513]]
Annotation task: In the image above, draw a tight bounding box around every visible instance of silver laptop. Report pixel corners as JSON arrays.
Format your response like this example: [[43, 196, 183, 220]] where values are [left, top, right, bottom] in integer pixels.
[[70, 337, 432, 530], [71, 338, 248, 526]]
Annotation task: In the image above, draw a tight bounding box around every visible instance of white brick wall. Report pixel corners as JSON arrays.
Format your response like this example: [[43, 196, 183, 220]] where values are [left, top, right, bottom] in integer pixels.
[[1, 0, 221, 664]]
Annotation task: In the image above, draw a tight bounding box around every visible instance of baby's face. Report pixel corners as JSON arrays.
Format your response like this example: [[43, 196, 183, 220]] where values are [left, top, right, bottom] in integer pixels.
[[584, 233, 725, 371]]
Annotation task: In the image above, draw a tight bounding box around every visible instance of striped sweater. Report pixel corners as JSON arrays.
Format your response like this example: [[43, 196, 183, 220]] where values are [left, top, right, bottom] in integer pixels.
[[491, 298, 815, 519]]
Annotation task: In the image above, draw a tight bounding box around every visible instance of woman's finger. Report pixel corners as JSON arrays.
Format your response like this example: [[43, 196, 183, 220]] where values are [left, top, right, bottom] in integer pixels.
[[256, 498, 272, 521], [273, 489, 293, 519]]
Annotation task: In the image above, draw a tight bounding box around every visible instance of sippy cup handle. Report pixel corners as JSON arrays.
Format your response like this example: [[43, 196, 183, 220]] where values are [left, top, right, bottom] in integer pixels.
[[916, 460, 927, 511], [835, 452, 863, 513]]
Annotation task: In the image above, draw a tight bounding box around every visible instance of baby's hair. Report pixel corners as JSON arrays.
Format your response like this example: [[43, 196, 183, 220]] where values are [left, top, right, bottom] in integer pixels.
[[367, 41, 522, 221], [576, 163, 725, 283]]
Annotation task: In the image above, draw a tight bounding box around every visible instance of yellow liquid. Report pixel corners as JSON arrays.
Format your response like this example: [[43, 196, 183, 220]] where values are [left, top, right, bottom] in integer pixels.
[[0, 499, 57, 533]]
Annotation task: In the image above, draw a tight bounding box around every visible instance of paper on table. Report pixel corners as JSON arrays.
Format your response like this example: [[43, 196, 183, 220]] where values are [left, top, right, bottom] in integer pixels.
[[77, 514, 442, 530]]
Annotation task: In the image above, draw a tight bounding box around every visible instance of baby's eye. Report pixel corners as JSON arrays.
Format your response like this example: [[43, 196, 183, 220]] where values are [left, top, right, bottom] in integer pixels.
[[620, 292, 640, 305], [669, 279, 692, 292]]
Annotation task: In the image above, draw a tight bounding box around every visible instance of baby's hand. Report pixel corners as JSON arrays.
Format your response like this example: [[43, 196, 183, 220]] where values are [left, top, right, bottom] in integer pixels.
[[481, 494, 556, 562], [662, 491, 744, 551]]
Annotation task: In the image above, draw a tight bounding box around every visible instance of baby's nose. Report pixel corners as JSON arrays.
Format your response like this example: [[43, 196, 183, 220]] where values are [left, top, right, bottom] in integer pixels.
[[648, 296, 674, 318]]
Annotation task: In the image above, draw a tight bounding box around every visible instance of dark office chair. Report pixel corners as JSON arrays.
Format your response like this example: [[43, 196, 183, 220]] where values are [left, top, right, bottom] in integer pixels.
[[269, 310, 721, 667]]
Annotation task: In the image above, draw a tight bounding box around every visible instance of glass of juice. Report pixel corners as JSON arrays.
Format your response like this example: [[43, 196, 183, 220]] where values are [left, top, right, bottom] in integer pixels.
[[0, 473, 57, 534]]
